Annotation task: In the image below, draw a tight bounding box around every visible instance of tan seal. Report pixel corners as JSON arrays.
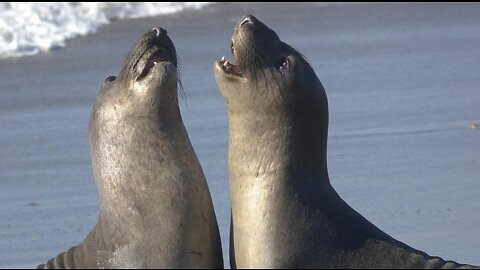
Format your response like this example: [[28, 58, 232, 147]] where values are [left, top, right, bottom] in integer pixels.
[[37, 27, 223, 268], [214, 14, 478, 269]]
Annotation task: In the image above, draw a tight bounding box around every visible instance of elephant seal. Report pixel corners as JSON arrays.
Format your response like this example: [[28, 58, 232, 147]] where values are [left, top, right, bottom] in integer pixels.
[[214, 15, 478, 269], [38, 27, 223, 269]]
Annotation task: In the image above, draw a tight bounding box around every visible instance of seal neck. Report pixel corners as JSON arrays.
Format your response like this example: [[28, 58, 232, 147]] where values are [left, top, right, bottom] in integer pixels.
[[227, 91, 330, 191], [227, 91, 332, 267], [89, 91, 193, 214]]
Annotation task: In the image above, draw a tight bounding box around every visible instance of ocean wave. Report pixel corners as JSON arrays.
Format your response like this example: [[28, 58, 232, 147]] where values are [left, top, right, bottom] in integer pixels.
[[0, 2, 209, 60]]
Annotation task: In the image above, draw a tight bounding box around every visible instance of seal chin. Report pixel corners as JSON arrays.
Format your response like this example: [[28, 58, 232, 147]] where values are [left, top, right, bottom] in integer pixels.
[[135, 58, 161, 82], [137, 60, 176, 84], [133, 61, 177, 97], [135, 45, 176, 82]]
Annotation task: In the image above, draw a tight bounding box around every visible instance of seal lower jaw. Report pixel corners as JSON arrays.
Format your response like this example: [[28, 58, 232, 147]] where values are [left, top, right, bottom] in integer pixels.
[[136, 59, 161, 82], [215, 36, 246, 80], [131, 61, 177, 98], [136, 58, 173, 82], [138, 61, 176, 82], [216, 56, 244, 79], [135, 45, 176, 82]]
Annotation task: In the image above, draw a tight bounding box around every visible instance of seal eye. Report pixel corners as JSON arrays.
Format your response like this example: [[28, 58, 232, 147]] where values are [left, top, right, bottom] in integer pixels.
[[279, 58, 290, 72], [105, 75, 116, 83]]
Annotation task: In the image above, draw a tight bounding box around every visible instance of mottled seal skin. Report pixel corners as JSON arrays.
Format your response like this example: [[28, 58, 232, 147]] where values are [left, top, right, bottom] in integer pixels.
[[38, 27, 223, 269], [214, 15, 478, 269]]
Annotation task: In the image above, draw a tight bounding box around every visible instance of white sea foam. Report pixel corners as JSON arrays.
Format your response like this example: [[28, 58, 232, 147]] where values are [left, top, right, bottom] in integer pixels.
[[0, 2, 210, 60]]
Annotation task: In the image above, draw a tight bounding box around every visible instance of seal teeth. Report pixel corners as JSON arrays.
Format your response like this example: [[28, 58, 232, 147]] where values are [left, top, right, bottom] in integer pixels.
[[224, 60, 229, 67], [221, 56, 226, 61]]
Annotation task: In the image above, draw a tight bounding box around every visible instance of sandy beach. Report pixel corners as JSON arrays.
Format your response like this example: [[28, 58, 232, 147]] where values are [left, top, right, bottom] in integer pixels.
[[0, 3, 479, 268]]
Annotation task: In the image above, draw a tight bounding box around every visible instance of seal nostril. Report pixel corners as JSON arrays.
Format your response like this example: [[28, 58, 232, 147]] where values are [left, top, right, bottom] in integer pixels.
[[240, 17, 252, 27], [152, 27, 167, 37]]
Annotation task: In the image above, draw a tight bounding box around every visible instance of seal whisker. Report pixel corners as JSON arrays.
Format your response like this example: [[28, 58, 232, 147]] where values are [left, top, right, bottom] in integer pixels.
[[175, 55, 187, 104]]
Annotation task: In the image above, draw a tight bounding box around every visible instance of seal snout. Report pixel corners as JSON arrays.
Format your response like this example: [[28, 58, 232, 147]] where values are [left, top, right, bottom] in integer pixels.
[[132, 27, 177, 82], [238, 14, 256, 28], [152, 27, 167, 37]]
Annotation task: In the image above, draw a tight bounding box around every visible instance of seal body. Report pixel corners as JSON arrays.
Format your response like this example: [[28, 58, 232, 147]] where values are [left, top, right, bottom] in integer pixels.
[[214, 15, 478, 269], [38, 27, 223, 269]]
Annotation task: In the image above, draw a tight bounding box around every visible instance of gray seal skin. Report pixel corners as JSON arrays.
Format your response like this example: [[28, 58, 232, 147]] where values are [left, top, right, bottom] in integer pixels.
[[214, 15, 478, 269], [37, 27, 223, 269]]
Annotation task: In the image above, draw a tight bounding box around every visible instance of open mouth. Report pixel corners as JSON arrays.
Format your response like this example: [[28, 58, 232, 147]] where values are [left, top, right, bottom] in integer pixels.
[[136, 45, 175, 81], [217, 40, 243, 78]]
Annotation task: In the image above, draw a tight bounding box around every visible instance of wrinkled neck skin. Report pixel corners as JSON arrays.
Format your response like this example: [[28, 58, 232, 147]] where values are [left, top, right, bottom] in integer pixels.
[[224, 71, 335, 267], [85, 65, 223, 267], [225, 77, 477, 269], [88, 73, 202, 249], [90, 77, 183, 209], [227, 76, 329, 190]]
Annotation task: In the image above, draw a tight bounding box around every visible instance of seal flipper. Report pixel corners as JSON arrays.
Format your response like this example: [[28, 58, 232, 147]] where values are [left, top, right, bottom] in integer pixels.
[[37, 246, 76, 269], [229, 211, 236, 269]]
